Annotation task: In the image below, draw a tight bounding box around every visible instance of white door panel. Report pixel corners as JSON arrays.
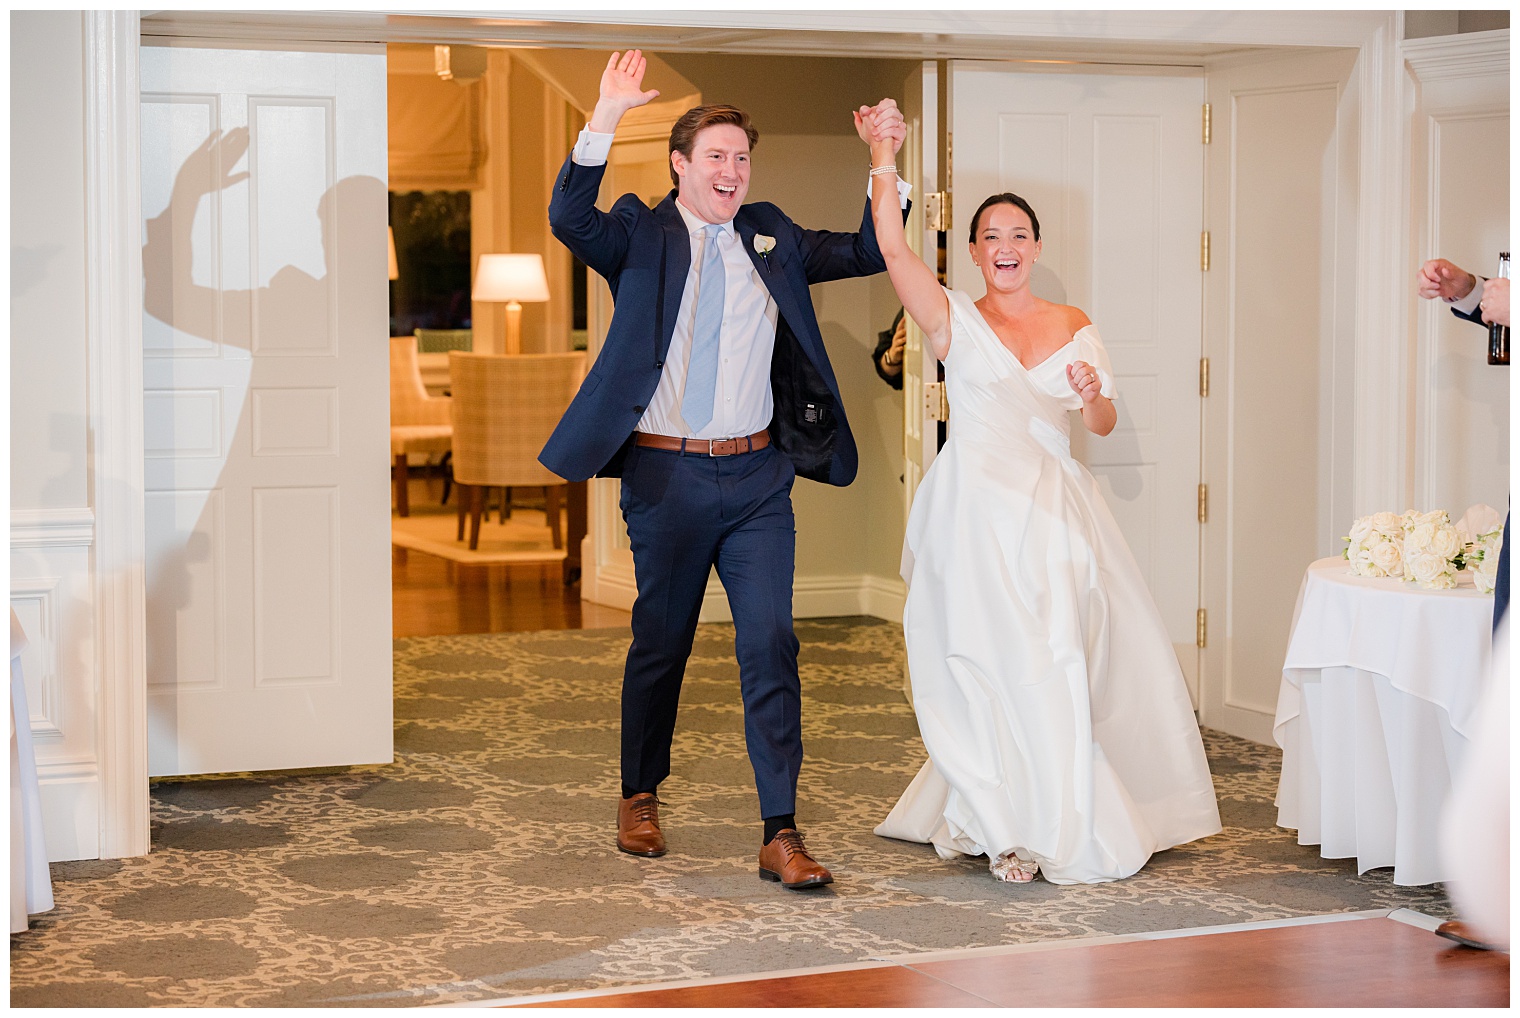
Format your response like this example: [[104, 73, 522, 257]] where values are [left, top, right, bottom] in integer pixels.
[[140, 45, 392, 775], [947, 66, 1205, 702]]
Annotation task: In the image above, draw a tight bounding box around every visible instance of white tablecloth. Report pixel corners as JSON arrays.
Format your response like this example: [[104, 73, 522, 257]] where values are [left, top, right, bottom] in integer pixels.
[[1273, 557, 1494, 886]]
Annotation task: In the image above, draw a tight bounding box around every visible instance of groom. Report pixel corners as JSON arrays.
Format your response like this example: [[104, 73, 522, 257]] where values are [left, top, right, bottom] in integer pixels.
[[542, 50, 906, 889]]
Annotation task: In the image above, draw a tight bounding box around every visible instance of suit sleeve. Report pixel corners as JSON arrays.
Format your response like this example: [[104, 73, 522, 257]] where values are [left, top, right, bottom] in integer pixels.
[[547, 154, 632, 280], [793, 197, 911, 285]]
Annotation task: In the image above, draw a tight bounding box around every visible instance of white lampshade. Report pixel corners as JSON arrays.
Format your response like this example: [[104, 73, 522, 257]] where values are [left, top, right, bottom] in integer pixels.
[[387, 227, 399, 281], [472, 253, 549, 303]]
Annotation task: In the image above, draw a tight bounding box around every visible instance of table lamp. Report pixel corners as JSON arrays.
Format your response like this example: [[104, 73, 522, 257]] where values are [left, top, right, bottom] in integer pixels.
[[472, 253, 549, 354]]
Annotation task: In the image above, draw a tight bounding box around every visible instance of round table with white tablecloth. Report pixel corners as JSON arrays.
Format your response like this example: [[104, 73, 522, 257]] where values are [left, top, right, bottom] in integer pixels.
[[1273, 556, 1495, 886]]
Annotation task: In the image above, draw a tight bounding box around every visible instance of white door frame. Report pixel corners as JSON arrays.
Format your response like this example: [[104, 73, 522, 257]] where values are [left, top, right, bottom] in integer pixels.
[[87, 10, 1409, 856]]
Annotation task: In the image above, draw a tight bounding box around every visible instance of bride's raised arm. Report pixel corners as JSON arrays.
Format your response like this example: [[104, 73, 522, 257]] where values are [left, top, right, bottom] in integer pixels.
[[855, 102, 951, 361]]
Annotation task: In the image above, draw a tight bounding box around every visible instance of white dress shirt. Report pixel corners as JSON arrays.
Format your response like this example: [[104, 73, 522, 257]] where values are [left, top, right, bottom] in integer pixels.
[[571, 126, 911, 440], [644, 203, 781, 439]]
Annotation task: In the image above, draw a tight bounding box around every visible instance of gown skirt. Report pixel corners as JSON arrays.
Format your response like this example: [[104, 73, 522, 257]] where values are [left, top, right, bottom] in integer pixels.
[[875, 289, 1221, 884]]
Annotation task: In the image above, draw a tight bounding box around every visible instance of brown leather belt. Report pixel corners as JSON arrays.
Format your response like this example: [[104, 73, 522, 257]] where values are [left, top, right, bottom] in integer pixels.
[[634, 429, 771, 457]]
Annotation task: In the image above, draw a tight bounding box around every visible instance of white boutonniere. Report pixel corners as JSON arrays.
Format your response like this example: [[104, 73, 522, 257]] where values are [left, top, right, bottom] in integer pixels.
[[753, 234, 776, 269]]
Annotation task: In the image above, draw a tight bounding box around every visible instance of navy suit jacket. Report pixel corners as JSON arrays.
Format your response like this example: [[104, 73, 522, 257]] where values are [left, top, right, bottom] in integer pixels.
[[541, 154, 896, 486]]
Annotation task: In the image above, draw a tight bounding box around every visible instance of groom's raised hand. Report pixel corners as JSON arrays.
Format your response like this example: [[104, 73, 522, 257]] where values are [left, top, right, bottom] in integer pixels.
[[590, 50, 662, 133]]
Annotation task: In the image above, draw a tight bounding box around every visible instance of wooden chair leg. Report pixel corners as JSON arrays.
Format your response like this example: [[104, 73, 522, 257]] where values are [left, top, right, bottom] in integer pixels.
[[469, 484, 484, 551], [501, 486, 512, 524], [439, 451, 453, 506], [394, 453, 410, 517], [456, 482, 469, 541], [545, 485, 564, 549]]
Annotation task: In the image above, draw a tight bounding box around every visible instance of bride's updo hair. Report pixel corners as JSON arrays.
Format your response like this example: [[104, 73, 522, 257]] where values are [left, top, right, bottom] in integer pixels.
[[968, 193, 1041, 244]]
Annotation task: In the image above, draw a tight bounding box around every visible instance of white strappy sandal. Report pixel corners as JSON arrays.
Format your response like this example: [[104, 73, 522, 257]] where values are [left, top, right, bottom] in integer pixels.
[[990, 850, 1040, 883]]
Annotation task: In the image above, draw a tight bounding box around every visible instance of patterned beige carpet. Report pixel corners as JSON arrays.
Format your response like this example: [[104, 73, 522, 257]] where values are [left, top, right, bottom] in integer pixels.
[[11, 618, 1452, 1007]]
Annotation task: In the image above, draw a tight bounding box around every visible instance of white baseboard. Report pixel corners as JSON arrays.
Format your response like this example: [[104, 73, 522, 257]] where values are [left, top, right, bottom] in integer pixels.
[[583, 560, 638, 613], [588, 561, 906, 626], [858, 573, 907, 623], [701, 573, 904, 624], [36, 761, 101, 862]]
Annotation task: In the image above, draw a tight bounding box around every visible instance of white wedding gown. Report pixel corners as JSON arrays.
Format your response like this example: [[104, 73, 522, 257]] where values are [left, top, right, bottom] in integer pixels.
[[875, 290, 1222, 884]]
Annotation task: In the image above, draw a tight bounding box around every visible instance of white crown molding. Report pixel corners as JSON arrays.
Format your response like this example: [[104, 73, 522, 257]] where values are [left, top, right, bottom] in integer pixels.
[[1403, 28, 1509, 82], [141, 10, 1390, 57], [11, 508, 96, 548], [85, 10, 150, 860]]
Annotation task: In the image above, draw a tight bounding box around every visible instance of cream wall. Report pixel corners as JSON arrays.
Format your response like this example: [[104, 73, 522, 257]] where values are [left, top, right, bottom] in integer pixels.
[[12, 11, 90, 509]]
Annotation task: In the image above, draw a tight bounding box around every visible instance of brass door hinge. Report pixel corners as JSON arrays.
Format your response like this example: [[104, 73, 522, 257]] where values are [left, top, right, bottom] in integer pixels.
[[1196, 608, 1208, 648], [926, 192, 952, 233], [1199, 357, 1210, 397], [1200, 231, 1211, 272], [924, 381, 949, 422], [1197, 483, 1209, 523], [1202, 103, 1212, 145]]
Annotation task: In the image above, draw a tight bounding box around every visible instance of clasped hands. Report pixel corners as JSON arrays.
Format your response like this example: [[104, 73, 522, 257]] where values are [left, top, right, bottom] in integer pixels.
[[854, 100, 906, 155], [1418, 257, 1509, 328]]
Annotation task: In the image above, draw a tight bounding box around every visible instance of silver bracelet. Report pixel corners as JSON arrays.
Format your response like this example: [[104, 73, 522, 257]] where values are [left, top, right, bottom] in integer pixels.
[[869, 164, 898, 177]]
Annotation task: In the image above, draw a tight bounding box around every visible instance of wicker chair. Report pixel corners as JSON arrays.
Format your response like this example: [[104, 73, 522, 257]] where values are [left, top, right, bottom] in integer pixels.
[[390, 336, 453, 517], [448, 351, 586, 551]]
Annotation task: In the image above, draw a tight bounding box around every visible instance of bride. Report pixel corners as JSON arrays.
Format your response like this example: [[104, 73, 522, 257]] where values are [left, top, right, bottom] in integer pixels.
[[858, 103, 1221, 884]]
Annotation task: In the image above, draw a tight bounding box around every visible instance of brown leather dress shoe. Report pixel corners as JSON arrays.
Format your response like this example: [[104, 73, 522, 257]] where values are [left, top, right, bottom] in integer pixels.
[[758, 828, 833, 889], [1436, 919, 1496, 950], [616, 793, 666, 857]]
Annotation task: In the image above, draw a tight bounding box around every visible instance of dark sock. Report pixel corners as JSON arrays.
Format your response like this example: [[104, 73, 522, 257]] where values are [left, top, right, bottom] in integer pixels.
[[622, 785, 655, 800], [763, 814, 797, 844]]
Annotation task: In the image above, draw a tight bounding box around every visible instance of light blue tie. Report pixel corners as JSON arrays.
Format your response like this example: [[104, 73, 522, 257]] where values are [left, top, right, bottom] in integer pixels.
[[681, 224, 725, 432]]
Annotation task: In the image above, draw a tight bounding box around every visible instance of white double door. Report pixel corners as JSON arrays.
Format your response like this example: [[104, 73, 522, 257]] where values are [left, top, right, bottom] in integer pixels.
[[140, 45, 393, 775], [925, 64, 1206, 698]]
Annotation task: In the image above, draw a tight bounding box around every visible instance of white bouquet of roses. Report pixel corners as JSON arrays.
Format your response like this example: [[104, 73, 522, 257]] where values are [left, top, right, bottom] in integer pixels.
[[1344, 510, 1409, 579], [1400, 509, 1464, 590], [1456, 504, 1505, 595]]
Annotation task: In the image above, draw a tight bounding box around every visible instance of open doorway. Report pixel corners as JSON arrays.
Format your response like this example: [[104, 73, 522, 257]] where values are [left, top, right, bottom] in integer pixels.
[[385, 43, 623, 637], [382, 43, 918, 638]]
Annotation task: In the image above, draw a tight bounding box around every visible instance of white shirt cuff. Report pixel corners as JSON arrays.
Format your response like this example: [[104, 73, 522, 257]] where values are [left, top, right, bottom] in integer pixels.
[[866, 175, 912, 209], [1447, 283, 1484, 315], [572, 127, 615, 166]]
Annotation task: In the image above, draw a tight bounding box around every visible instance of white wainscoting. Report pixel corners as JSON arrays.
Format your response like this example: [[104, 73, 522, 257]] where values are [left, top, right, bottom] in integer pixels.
[[12, 508, 101, 862]]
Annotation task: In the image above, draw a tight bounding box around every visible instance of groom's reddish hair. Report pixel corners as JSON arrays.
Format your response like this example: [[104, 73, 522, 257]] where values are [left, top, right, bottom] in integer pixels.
[[668, 105, 759, 186]]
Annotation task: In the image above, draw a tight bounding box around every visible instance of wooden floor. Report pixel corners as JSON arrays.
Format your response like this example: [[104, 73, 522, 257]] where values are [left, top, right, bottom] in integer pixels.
[[391, 477, 630, 638], [512, 915, 1508, 1008]]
